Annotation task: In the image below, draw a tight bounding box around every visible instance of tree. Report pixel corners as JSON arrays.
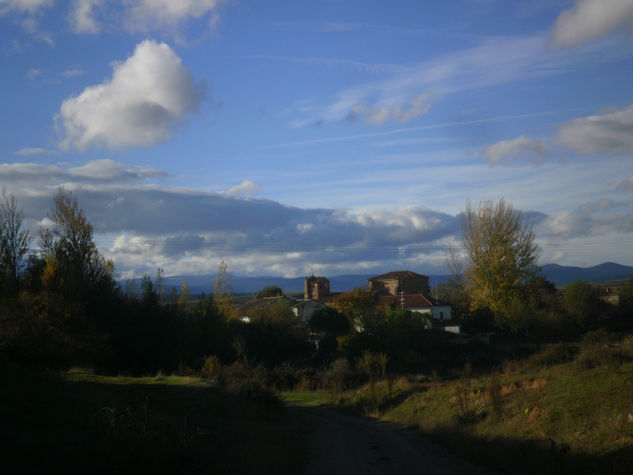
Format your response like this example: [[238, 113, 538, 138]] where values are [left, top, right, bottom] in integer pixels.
[[563, 281, 603, 329], [334, 287, 379, 333], [461, 199, 539, 318], [178, 279, 191, 309], [214, 259, 236, 319], [40, 187, 107, 297], [255, 285, 283, 299], [308, 306, 349, 335], [0, 194, 31, 289]]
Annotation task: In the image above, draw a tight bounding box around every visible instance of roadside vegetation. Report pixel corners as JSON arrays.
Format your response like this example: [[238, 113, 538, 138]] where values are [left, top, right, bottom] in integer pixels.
[[1, 191, 632, 473]]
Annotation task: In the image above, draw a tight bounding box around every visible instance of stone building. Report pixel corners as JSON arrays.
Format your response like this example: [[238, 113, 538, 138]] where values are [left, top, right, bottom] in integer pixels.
[[304, 275, 330, 300], [367, 270, 430, 296]]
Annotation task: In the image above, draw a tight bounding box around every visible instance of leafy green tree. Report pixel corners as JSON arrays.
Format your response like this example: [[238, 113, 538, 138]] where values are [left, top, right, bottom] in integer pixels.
[[255, 285, 283, 299], [178, 279, 191, 309], [214, 259, 235, 319], [334, 287, 379, 333], [308, 306, 349, 335], [563, 281, 603, 328], [461, 199, 539, 320], [40, 188, 108, 297], [0, 194, 31, 291]]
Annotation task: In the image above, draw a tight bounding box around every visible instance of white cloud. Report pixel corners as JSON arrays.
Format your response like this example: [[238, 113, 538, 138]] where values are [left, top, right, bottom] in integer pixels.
[[224, 180, 262, 197], [480, 135, 547, 165], [346, 93, 432, 125], [14, 147, 58, 155], [556, 103, 633, 155], [0, 0, 52, 14], [0, 159, 166, 186], [62, 68, 84, 78], [123, 0, 226, 33], [550, 0, 633, 48], [294, 33, 576, 127], [539, 198, 633, 239], [550, 249, 567, 263], [56, 40, 204, 150], [69, 0, 101, 33]]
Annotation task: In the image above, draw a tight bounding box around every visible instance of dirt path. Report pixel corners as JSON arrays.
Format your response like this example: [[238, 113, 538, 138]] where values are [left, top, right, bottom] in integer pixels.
[[287, 404, 491, 475]]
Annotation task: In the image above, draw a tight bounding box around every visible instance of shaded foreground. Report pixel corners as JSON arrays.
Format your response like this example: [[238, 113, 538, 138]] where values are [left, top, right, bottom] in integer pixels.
[[1, 359, 306, 474], [288, 403, 490, 474]]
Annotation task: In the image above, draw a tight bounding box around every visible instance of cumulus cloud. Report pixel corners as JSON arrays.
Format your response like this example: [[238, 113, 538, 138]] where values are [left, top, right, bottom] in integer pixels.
[[550, 249, 567, 263], [0, 158, 465, 276], [69, 0, 101, 33], [539, 198, 633, 239], [550, 0, 633, 48], [556, 103, 633, 155], [56, 40, 204, 150], [224, 180, 262, 197], [480, 135, 547, 165], [123, 0, 227, 33]]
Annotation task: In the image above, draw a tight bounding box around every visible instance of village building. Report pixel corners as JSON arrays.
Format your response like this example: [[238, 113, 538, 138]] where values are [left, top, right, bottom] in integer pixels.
[[304, 275, 330, 299], [368, 270, 430, 296], [368, 270, 459, 334]]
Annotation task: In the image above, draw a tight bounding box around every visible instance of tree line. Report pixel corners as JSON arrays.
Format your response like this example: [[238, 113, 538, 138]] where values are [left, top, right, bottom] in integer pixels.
[[1, 191, 631, 376]]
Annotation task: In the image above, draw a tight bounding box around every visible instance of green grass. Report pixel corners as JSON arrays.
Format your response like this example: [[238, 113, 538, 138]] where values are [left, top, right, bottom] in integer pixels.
[[63, 367, 208, 387], [281, 390, 332, 406], [306, 338, 633, 474], [1, 358, 308, 474]]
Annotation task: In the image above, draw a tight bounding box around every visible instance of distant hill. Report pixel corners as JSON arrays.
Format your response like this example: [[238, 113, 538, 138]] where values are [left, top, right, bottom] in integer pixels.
[[540, 262, 633, 286], [123, 262, 633, 295]]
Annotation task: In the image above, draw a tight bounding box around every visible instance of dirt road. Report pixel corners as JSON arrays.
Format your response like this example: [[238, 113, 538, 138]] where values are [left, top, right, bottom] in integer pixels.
[[287, 404, 491, 475]]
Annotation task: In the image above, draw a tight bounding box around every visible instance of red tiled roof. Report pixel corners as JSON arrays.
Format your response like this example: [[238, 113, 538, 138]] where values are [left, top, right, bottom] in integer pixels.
[[368, 270, 428, 281], [377, 294, 434, 308]]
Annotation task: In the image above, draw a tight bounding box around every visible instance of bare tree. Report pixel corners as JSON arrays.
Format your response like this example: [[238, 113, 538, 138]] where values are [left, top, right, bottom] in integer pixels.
[[462, 199, 538, 315], [0, 194, 31, 288]]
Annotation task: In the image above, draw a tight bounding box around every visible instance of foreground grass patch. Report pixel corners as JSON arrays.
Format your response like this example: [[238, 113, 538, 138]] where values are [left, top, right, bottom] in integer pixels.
[[281, 391, 332, 406], [1, 359, 307, 474], [329, 351, 633, 474]]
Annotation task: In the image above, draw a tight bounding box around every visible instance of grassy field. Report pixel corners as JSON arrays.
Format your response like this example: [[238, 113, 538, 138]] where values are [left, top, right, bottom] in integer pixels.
[[1, 359, 307, 474], [284, 336, 633, 474]]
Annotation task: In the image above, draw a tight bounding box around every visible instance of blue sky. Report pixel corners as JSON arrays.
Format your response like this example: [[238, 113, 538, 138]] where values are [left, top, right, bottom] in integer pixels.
[[1, 0, 633, 278]]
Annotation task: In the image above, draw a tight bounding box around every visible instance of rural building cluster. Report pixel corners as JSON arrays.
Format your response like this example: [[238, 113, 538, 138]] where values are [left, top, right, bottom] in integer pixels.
[[239, 270, 460, 334]]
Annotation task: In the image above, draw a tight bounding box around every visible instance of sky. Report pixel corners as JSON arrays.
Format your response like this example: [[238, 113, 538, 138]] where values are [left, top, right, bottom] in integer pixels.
[[1, 0, 633, 279]]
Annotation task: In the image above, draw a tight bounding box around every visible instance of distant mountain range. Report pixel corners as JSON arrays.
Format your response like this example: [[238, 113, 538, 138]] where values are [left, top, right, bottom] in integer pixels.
[[133, 262, 633, 295]]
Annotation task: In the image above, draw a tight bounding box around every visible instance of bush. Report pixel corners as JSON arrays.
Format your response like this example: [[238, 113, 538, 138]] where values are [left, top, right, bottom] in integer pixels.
[[324, 358, 355, 396], [576, 329, 625, 371], [218, 362, 277, 402], [200, 355, 222, 381], [527, 343, 574, 369]]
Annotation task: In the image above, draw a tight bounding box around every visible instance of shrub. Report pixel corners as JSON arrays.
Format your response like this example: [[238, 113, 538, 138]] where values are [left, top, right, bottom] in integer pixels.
[[527, 343, 574, 369], [324, 358, 354, 397], [200, 355, 222, 381], [576, 329, 625, 371]]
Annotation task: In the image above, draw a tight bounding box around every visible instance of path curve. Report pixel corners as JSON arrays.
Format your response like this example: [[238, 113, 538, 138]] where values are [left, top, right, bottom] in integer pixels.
[[287, 404, 491, 475]]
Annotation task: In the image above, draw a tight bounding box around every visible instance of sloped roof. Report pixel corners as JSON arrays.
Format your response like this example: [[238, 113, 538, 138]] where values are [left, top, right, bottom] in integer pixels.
[[368, 270, 428, 281], [378, 294, 434, 308]]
